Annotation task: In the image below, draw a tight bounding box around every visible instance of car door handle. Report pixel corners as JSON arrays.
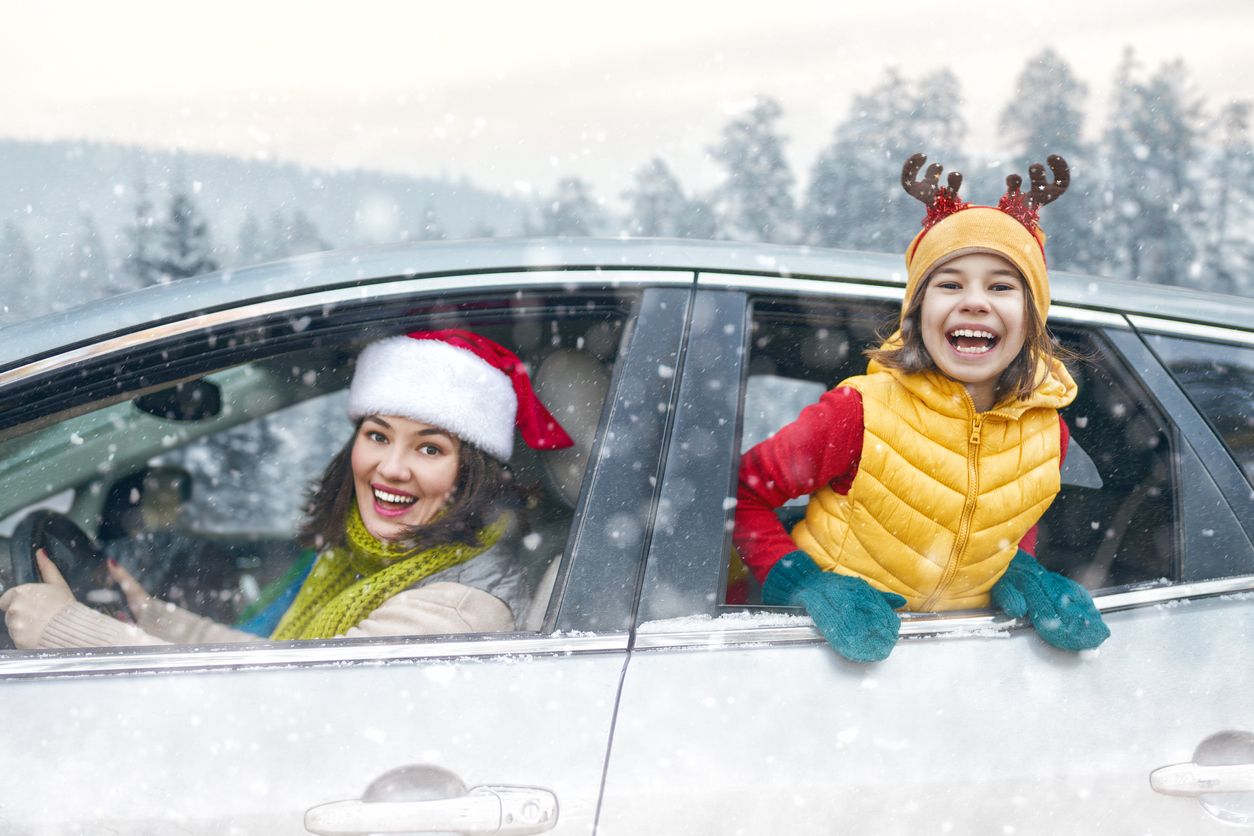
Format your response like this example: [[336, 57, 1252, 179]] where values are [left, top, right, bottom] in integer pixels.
[[304, 785, 558, 835], [1150, 762, 1254, 796]]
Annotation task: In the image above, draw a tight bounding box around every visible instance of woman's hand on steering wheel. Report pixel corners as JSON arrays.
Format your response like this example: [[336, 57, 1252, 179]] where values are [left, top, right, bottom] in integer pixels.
[[106, 559, 154, 617], [0, 549, 79, 647]]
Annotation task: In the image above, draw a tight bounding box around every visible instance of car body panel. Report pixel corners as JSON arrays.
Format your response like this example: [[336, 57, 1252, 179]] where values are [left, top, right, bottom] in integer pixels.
[[0, 647, 625, 834], [603, 594, 1254, 835]]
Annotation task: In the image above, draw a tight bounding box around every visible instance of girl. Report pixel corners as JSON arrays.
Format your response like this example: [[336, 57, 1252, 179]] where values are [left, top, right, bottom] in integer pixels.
[[0, 329, 574, 648], [733, 154, 1109, 663]]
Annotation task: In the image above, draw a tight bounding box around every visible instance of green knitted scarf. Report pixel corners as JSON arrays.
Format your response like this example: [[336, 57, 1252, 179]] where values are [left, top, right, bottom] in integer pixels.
[[270, 505, 509, 640]]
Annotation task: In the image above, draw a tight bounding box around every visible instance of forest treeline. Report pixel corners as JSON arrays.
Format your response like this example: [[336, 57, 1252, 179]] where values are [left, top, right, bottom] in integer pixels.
[[2, 46, 1250, 324]]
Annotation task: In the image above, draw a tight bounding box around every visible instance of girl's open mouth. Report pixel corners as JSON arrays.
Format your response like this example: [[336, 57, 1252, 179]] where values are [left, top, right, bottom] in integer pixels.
[[947, 328, 999, 355]]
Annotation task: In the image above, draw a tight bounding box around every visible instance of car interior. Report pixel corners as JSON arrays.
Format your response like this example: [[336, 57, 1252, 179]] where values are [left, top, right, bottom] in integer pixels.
[[0, 301, 628, 647]]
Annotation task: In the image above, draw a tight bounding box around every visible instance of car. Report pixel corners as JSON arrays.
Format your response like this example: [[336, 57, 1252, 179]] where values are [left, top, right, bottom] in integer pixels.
[[0, 237, 1251, 835]]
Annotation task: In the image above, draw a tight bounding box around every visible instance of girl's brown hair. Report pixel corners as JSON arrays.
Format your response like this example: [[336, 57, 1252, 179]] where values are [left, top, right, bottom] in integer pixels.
[[865, 271, 1068, 405], [298, 418, 521, 553]]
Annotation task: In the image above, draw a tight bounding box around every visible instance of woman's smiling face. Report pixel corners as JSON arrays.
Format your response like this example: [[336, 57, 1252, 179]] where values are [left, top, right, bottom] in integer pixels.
[[919, 251, 1029, 412], [350, 414, 461, 543]]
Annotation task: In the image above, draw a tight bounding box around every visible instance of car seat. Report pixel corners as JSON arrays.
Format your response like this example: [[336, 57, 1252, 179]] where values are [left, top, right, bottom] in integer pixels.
[[519, 348, 611, 631]]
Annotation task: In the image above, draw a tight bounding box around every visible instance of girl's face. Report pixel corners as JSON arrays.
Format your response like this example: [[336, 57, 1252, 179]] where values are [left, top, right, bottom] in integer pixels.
[[919, 252, 1028, 412], [350, 414, 461, 542]]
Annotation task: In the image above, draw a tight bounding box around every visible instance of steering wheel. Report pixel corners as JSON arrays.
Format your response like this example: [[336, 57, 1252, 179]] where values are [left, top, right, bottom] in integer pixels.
[[9, 510, 125, 617]]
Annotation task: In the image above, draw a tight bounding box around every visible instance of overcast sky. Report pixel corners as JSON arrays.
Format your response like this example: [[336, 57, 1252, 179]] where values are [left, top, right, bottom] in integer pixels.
[[5, 1, 1253, 205]]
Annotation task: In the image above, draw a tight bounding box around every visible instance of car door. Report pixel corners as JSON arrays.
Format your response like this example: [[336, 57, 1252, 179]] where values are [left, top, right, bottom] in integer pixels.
[[599, 276, 1254, 835], [0, 269, 693, 835]]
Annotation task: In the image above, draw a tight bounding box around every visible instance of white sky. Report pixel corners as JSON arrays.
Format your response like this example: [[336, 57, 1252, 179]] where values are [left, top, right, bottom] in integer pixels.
[[5, 0, 1253, 206]]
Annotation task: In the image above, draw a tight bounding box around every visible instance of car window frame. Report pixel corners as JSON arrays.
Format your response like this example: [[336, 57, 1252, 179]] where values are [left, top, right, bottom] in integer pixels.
[[0, 270, 694, 678], [1133, 317, 1254, 496], [634, 273, 1254, 649]]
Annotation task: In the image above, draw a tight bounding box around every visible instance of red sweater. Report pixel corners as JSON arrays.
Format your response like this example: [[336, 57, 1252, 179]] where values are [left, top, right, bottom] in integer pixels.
[[733, 386, 1069, 583]]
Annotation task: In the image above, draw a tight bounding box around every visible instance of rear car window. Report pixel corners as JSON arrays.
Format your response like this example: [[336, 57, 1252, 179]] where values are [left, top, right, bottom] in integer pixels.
[[1145, 333, 1254, 486], [729, 298, 1179, 603]]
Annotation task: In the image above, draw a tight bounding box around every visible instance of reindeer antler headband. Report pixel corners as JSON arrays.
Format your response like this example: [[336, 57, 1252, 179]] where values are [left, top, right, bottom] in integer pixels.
[[901, 152, 1069, 237], [898, 153, 1070, 326]]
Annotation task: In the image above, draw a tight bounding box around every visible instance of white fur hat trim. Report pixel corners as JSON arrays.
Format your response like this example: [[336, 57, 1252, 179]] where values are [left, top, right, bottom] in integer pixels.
[[347, 336, 517, 460]]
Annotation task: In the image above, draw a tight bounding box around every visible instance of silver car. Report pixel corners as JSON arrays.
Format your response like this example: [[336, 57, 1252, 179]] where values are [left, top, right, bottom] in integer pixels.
[[0, 239, 1251, 834]]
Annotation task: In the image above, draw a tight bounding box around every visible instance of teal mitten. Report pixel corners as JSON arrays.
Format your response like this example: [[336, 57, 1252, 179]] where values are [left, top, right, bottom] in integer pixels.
[[990, 549, 1110, 651], [762, 550, 907, 663]]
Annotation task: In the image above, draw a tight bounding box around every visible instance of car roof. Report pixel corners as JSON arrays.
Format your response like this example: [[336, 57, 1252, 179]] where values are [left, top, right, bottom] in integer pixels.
[[2, 237, 1251, 372]]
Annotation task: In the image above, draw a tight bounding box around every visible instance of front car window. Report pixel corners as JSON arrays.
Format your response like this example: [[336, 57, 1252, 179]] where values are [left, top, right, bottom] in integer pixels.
[[0, 296, 631, 651]]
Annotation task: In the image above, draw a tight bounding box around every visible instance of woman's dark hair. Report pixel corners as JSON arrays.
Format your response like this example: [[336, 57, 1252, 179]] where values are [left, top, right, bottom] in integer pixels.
[[865, 273, 1070, 404], [298, 419, 521, 553]]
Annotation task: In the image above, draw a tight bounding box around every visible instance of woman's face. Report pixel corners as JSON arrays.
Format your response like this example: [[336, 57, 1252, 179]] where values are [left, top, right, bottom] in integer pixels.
[[919, 251, 1028, 412], [350, 414, 461, 543]]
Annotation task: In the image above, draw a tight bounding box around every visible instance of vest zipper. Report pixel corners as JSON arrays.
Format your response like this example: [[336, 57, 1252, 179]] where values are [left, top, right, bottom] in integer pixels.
[[921, 410, 984, 609]]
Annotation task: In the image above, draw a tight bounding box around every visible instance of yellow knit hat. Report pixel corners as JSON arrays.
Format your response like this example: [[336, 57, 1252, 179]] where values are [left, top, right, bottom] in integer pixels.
[[899, 153, 1069, 326], [904, 206, 1050, 324]]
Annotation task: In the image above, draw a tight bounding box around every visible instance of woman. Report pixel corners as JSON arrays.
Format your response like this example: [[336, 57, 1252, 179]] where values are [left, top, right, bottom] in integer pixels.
[[0, 329, 573, 648]]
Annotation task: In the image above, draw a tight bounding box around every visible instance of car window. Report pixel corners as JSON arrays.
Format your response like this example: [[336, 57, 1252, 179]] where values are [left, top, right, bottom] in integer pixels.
[[161, 389, 349, 537], [0, 303, 629, 649], [727, 297, 1179, 604], [1144, 333, 1254, 486]]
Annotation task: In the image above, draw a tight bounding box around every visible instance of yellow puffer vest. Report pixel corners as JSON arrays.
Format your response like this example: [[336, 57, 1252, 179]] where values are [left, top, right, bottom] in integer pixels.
[[792, 359, 1077, 611]]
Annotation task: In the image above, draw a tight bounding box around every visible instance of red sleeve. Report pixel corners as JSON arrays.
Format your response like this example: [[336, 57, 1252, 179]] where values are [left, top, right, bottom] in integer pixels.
[[733, 386, 864, 583], [1018, 415, 1070, 556]]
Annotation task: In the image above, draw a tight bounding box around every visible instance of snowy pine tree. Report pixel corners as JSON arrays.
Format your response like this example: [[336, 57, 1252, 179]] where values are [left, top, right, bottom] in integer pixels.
[[710, 97, 798, 243], [1101, 50, 1206, 285], [285, 209, 332, 255], [1203, 101, 1254, 294], [538, 177, 604, 236], [622, 157, 716, 238], [916, 69, 969, 172], [804, 70, 936, 250], [414, 203, 446, 241], [623, 158, 687, 236], [998, 49, 1104, 272], [121, 181, 163, 289], [59, 213, 111, 303], [236, 212, 268, 267], [0, 221, 38, 323], [152, 189, 218, 281]]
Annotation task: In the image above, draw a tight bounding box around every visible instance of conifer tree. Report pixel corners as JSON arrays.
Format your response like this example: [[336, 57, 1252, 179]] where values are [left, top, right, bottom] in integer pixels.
[[538, 177, 604, 236], [0, 221, 38, 322], [415, 203, 446, 241], [804, 70, 936, 250], [1101, 49, 1206, 285], [285, 209, 332, 254], [710, 96, 797, 243], [916, 68, 969, 173], [623, 158, 688, 236], [622, 157, 716, 238], [1204, 101, 1254, 294], [236, 212, 268, 267], [61, 213, 111, 301], [998, 49, 1103, 272], [121, 181, 162, 289], [153, 189, 218, 281]]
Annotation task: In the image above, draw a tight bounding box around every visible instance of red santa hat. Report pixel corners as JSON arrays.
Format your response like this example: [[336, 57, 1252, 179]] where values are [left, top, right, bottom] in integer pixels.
[[347, 329, 575, 461]]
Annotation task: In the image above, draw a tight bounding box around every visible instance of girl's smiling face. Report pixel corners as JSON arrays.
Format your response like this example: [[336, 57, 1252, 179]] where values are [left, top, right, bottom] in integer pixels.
[[350, 414, 461, 542], [919, 251, 1029, 412]]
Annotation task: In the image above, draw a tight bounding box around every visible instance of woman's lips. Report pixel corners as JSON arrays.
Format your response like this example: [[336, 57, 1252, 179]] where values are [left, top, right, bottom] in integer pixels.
[[371, 484, 417, 518]]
